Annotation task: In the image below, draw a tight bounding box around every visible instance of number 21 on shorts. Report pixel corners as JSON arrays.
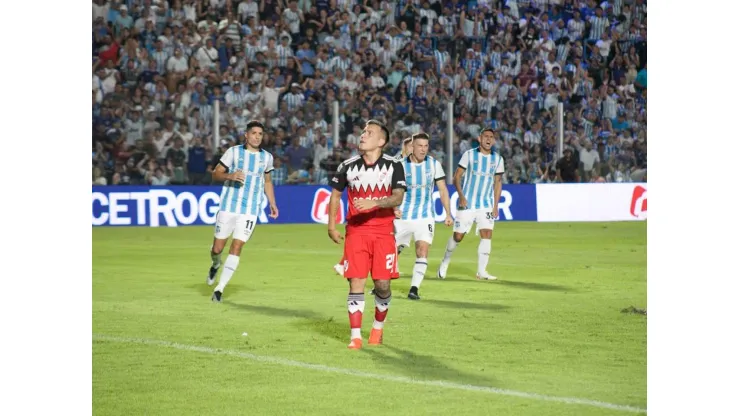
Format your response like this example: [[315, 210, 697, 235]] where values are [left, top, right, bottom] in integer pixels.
[[385, 253, 396, 270]]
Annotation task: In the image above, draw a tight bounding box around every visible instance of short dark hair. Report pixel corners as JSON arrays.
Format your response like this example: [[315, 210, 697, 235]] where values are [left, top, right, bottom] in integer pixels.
[[366, 119, 390, 145], [246, 120, 265, 132], [480, 128, 496, 137], [412, 132, 430, 141]]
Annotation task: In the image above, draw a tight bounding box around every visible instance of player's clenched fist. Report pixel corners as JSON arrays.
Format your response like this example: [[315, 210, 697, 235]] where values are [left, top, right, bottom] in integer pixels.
[[457, 195, 468, 209], [328, 228, 344, 244], [444, 215, 453, 226]]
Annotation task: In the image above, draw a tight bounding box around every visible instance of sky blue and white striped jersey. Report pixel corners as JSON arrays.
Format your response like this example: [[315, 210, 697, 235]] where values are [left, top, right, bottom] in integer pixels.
[[459, 149, 505, 210], [218, 146, 275, 216], [400, 156, 445, 221]]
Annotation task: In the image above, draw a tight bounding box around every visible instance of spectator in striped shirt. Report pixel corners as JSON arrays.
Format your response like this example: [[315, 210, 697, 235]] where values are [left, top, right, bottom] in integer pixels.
[[94, 0, 647, 186]]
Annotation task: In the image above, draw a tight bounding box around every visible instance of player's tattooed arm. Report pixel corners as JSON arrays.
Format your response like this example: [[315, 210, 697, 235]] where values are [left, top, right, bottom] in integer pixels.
[[353, 188, 405, 211], [375, 188, 405, 208]]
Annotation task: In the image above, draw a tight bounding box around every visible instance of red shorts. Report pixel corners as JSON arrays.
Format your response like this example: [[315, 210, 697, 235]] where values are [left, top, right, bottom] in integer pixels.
[[343, 233, 399, 280]]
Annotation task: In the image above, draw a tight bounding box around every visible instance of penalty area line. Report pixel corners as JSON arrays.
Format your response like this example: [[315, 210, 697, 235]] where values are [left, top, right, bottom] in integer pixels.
[[93, 334, 645, 413]]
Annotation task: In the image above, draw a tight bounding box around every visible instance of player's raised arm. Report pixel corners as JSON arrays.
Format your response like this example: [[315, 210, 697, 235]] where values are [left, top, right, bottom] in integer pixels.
[[264, 154, 279, 219], [492, 155, 505, 220], [434, 159, 454, 226], [212, 147, 245, 184], [327, 162, 348, 244], [454, 150, 470, 209]]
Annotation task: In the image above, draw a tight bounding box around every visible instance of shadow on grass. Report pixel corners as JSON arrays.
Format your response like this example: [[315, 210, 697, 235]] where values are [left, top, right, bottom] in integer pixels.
[[224, 302, 323, 320], [188, 283, 244, 297], [440, 274, 571, 292], [297, 316, 499, 386], [360, 344, 497, 387], [494, 280, 571, 292], [297, 316, 348, 342], [231, 303, 499, 387], [422, 298, 510, 312]]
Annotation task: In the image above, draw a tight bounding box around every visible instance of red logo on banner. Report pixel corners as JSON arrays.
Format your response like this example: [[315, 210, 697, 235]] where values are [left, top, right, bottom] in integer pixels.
[[311, 188, 345, 224], [630, 185, 648, 219]]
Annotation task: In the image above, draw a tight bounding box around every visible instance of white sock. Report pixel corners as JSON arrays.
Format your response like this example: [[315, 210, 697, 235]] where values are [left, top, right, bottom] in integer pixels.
[[351, 328, 362, 339], [348, 293, 365, 340], [372, 294, 391, 330], [478, 239, 491, 275], [211, 252, 222, 268], [215, 254, 240, 292], [442, 237, 458, 264], [410, 258, 428, 289]]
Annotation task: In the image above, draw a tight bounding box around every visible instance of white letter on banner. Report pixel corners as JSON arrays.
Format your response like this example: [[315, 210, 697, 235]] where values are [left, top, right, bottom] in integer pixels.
[[129, 192, 150, 225], [199, 192, 220, 224], [175, 192, 199, 225], [449, 191, 459, 218], [432, 191, 443, 222], [432, 189, 459, 221], [92, 192, 109, 226], [108, 193, 131, 225], [498, 190, 513, 220], [148, 189, 178, 227]]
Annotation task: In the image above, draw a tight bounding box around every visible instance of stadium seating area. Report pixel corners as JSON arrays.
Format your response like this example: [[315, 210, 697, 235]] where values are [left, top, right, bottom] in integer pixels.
[[92, 0, 647, 186]]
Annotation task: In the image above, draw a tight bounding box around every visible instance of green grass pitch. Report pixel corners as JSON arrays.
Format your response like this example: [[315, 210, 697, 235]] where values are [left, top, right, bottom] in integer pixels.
[[93, 222, 646, 416]]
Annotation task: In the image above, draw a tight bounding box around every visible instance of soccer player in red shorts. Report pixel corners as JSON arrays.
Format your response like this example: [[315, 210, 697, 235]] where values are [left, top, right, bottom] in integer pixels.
[[327, 120, 407, 349], [332, 139, 411, 278]]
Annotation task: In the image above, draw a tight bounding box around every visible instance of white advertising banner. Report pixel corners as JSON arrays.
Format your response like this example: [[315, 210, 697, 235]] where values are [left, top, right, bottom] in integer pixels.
[[536, 183, 647, 222]]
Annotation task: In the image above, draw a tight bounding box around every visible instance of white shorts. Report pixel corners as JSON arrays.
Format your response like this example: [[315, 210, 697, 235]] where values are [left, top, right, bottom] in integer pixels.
[[454, 208, 495, 235], [214, 211, 258, 242], [394, 219, 435, 247]]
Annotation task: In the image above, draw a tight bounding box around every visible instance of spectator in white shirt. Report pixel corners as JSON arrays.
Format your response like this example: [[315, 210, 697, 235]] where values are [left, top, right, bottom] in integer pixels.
[[579, 141, 601, 181]]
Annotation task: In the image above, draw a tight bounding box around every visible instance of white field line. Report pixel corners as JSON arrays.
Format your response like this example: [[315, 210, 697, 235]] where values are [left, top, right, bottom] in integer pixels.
[[93, 334, 645, 414]]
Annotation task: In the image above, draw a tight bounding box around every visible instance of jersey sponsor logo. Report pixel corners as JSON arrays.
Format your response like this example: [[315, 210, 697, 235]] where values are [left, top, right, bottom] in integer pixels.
[[311, 188, 345, 224], [630, 185, 647, 219], [352, 196, 388, 202]]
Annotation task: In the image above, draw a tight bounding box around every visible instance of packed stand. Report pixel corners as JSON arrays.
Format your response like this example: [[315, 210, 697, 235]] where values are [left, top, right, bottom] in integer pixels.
[[92, 0, 647, 186]]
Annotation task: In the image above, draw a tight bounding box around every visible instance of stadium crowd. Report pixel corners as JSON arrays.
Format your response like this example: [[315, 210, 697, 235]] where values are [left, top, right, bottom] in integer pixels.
[[92, 0, 647, 186]]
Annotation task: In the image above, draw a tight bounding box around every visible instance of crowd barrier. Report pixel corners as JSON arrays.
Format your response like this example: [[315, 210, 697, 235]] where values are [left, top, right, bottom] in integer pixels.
[[91, 183, 646, 227]]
